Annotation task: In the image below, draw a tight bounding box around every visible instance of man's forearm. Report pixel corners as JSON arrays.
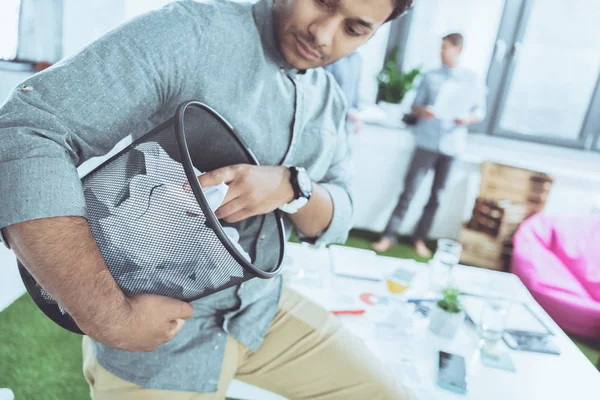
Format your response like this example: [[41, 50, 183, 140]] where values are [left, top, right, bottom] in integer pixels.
[[466, 113, 481, 125], [411, 105, 425, 116], [4, 216, 129, 338], [288, 183, 333, 239]]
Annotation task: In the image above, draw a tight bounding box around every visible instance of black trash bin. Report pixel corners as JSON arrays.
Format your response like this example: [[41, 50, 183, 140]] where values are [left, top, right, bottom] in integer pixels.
[[19, 101, 286, 334]]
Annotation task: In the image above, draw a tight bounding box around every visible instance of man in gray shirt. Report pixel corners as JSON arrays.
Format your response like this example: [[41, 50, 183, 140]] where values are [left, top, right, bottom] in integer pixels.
[[373, 33, 486, 257], [325, 51, 363, 134], [0, 0, 414, 398]]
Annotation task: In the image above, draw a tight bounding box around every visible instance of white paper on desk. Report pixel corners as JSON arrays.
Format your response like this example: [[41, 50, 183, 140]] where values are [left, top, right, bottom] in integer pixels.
[[390, 360, 422, 386], [329, 245, 383, 281], [433, 81, 476, 120]]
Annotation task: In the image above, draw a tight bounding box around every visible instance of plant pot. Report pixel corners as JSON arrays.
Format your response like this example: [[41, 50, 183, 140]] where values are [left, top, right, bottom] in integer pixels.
[[429, 305, 465, 339], [378, 101, 404, 120]]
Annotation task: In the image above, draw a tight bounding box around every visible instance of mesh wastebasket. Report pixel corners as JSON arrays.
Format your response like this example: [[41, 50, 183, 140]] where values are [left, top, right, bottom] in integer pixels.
[[18, 101, 286, 334]]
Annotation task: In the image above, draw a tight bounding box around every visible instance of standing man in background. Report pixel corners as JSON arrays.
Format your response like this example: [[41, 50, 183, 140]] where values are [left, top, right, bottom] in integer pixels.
[[373, 33, 486, 257], [325, 51, 364, 135]]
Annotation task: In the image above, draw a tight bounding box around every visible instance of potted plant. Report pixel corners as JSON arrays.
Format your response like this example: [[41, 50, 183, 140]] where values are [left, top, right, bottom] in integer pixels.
[[377, 48, 421, 118], [429, 287, 465, 339]]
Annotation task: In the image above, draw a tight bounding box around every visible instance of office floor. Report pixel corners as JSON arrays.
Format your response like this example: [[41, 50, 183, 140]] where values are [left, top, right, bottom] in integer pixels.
[[0, 230, 598, 399]]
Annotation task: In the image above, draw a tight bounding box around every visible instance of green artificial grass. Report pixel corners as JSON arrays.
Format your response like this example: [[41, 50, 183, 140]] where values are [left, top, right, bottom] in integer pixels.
[[1, 230, 598, 399], [344, 229, 436, 263], [0, 295, 89, 400]]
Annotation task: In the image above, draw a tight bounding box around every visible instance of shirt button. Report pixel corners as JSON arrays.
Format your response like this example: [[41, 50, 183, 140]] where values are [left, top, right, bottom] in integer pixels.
[[259, 235, 266, 241], [21, 85, 33, 93]]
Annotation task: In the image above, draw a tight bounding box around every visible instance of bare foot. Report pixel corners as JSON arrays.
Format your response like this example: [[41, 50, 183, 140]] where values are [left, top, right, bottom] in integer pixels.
[[372, 236, 394, 253], [414, 240, 432, 258]]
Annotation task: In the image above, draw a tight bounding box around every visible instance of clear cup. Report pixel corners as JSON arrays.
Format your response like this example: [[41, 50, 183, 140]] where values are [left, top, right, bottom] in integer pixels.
[[478, 280, 516, 356], [479, 300, 510, 355], [429, 239, 462, 292]]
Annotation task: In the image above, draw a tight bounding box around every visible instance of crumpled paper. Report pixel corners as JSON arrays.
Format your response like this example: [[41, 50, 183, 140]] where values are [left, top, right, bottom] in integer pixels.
[[42, 141, 250, 313]]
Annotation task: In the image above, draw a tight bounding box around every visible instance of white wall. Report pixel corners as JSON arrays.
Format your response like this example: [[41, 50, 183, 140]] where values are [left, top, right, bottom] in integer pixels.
[[0, 70, 32, 105], [124, 0, 173, 20], [356, 23, 391, 106], [403, 0, 505, 81], [350, 125, 600, 239], [0, 0, 127, 104], [0, 246, 23, 312], [62, 0, 125, 58]]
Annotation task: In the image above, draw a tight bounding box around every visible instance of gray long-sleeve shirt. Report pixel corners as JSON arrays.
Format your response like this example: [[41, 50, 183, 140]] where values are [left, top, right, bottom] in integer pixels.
[[412, 66, 486, 156], [0, 0, 352, 393]]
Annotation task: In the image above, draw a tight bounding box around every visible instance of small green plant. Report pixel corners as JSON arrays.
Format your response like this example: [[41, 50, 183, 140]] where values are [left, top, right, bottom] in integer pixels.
[[437, 287, 462, 314], [377, 48, 421, 104]]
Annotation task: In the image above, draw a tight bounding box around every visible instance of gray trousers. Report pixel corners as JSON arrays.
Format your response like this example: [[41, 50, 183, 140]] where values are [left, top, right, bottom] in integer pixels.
[[383, 147, 454, 242]]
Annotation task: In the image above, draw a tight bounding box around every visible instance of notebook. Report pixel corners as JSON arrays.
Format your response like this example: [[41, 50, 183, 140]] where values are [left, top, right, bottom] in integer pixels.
[[461, 296, 550, 335], [329, 245, 383, 281]]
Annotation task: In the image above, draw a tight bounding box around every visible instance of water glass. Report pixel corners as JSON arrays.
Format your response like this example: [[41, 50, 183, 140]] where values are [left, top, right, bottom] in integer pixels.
[[478, 280, 516, 355], [429, 239, 462, 291], [479, 299, 510, 355]]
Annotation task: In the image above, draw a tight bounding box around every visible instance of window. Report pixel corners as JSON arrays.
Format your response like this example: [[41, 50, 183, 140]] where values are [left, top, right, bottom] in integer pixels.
[[0, 0, 22, 61], [402, 0, 506, 81], [498, 0, 600, 140], [0, 0, 62, 65], [394, 0, 600, 151]]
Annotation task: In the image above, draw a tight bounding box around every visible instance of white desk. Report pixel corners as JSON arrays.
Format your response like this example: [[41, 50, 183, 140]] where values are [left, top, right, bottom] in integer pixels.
[[228, 243, 600, 399]]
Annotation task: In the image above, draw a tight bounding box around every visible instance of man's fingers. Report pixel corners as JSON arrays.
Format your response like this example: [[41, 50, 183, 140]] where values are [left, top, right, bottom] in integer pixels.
[[220, 184, 243, 206], [176, 301, 195, 320], [168, 319, 186, 337], [198, 166, 239, 188], [161, 297, 194, 320], [215, 198, 245, 220], [224, 208, 254, 224]]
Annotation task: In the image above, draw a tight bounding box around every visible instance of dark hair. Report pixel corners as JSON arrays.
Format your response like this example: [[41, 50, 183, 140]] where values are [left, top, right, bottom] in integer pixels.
[[386, 0, 414, 22], [443, 33, 464, 48]]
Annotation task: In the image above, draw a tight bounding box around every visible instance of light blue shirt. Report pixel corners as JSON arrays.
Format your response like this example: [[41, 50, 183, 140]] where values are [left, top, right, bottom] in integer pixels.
[[0, 0, 352, 393], [412, 66, 486, 156], [325, 52, 362, 111]]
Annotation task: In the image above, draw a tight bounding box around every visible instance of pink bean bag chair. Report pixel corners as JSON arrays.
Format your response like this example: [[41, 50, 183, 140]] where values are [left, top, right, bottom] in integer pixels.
[[512, 214, 600, 341]]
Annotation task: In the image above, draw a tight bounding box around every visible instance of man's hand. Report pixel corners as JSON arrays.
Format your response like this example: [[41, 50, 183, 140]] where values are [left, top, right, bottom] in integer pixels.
[[455, 114, 479, 126], [348, 111, 363, 135], [5, 216, 195, 354], [98, 294, 195, 353], [198, 165, 294, 223], [413, 106, 436, 120]]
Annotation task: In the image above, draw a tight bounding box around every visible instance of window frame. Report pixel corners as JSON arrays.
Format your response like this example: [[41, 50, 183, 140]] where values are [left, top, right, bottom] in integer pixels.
[[387, 0, 600, 152], [0, 0, 63, 71]]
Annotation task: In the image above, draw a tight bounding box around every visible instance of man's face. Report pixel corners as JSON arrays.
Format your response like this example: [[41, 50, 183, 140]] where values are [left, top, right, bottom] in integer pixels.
[[273, 0, 395, 69], [441, 39, 462, 67]]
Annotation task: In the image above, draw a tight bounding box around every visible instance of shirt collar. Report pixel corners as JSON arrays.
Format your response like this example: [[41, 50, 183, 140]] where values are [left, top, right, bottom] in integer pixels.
[[253, 0, 304, 78], [442, 64, 460, 78]]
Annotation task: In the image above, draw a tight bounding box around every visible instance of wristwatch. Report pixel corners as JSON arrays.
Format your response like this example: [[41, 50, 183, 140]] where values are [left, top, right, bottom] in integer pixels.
[[279, 166, 313, 214]]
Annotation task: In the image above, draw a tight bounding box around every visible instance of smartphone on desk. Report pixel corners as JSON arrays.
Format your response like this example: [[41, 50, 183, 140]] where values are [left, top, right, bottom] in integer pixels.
[[437, 351, 467, 395]]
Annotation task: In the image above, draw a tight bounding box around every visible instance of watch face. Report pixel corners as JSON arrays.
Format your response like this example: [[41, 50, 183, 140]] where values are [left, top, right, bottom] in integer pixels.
[[297, 168, 313, 196]]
